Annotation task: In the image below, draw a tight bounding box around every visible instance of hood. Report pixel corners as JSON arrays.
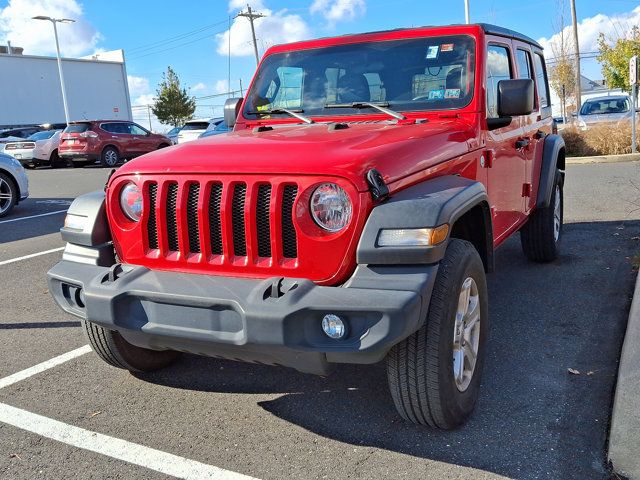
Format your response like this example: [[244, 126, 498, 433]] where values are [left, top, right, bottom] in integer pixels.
[[115, 118, 477, 192], [579, 112, 632, 125]]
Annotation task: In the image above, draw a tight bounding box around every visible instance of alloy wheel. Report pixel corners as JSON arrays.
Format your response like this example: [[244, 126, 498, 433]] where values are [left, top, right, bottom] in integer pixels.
[[0, 177, 13, 215], [452, 276, 481, 392]]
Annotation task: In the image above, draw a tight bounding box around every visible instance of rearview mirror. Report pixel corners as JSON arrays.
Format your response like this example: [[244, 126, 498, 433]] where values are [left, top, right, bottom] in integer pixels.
[[497, 79, 534, 117], [224, 97, 243, 128]]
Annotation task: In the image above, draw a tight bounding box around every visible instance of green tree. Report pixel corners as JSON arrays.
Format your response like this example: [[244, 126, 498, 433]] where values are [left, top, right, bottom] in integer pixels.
[[152, 67, 196, 127], [597, 26, 640, 92], [549, 0, 577, 119]]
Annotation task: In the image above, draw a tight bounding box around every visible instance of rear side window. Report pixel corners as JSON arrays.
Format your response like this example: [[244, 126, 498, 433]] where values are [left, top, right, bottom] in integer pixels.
[[516, 49, 532, 79], [486, 45, 512, 118], [533, 53, 550, 108], [182, 122, 210, 130], [64, 123, 90, 133]]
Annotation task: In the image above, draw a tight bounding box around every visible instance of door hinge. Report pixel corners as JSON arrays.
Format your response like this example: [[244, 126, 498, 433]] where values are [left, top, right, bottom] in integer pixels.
[[480, 149, 494, 168], [522, 183, 532, 197]]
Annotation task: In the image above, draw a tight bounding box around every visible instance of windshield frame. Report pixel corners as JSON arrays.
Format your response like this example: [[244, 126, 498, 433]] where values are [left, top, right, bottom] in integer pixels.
[[242, 34, 477, 121]]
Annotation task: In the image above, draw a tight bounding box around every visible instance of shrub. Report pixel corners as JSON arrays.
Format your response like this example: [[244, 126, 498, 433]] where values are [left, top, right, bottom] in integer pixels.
[[561, 123, 640, 156]]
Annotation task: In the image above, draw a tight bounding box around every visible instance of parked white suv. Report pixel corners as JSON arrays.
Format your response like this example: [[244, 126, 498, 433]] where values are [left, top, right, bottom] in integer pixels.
[[177, 118, 223, 144]]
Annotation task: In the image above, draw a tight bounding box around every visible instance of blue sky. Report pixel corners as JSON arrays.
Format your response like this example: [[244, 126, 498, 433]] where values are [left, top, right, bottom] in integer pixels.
[[1, 0, 639, 127]]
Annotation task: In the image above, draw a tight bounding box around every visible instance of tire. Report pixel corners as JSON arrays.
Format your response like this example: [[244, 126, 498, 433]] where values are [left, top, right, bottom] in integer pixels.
[[520, 170, 563, 262], [49, 149, 61, 168], [101, 146, 120, 167], [0, 172, 17, 218], [386, 239, 489, 429], [82, 320, 180, 372]]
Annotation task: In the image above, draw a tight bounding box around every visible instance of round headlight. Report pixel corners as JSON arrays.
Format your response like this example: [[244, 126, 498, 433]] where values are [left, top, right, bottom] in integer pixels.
[[310, 183, 352, 232], [120, 182, 143, 222]]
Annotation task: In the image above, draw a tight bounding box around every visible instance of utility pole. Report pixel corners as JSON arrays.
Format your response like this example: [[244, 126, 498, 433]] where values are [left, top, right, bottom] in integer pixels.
[[570, 0, 581, 114], [147, 105, 152, 131], [228, 15, 232, 98], [236, 4, 265, 66], [464, 0, 470, 24]]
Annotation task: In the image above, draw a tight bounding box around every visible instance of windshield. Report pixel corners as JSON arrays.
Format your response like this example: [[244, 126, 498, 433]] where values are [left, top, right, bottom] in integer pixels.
[[580, 98, 630, 115], [28, 130, 56, 141], [182, 122, 210, 130], [244, 35, 475, 119]]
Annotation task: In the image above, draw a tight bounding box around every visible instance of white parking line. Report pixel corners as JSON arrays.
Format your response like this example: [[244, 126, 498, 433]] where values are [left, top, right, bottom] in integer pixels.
[[0, 209, 67, 224], [0, 346, 260, 480], [0, 247, 65, 266], [0, 345, 91, 390], [0, 402, 260, 480]]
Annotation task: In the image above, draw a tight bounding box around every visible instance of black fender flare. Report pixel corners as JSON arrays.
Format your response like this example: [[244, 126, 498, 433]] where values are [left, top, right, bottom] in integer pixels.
[[537, 134, 565, 209], [356, 175, 493, 268], [60, 190, 112, 247]]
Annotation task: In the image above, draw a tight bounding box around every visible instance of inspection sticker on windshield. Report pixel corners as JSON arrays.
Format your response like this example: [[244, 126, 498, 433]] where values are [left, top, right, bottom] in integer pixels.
[[428, 89, 445, 100], [445, 88, 461, 98], [441, 43, 454, 52], [426, 45, 439, 59]]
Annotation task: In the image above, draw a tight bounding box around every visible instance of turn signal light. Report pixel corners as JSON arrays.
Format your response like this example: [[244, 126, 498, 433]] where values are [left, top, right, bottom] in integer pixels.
[[377, 224, 449, 247]]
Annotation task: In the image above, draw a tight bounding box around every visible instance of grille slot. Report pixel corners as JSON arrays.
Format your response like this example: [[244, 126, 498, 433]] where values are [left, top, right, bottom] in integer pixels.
[[231, 183, 247, 256], [208, 183, 223, 255], [147, 183, 158, 249], [256, 185, 272, 257], [166, 183, 179, 251], [186, 183, 200, 253], [281, 185, 298, 258]]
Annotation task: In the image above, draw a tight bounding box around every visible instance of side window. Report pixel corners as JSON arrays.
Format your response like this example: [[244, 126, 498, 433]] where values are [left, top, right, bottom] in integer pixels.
[[533, 53, 550, 108], [516, 49, 532, 79], [128, 124, 147, 135], [101, 123, 115, 133], [486, 45, 512, 118]]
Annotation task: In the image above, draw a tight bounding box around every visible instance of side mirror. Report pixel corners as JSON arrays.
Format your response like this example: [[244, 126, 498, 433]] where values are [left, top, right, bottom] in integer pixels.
[[224, 97, 243, 128], [497, 79, 534, 117]]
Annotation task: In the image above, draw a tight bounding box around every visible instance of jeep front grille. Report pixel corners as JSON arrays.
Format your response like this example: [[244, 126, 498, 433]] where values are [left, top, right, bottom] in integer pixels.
[[145, 179, 299, 262]]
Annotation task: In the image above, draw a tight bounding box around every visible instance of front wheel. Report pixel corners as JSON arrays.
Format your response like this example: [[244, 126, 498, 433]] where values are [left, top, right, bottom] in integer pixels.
[[386, 239, 489, 429], [82, 320, 180, 372], [0, 172, 17, 218], [520, 171, 563, 262]]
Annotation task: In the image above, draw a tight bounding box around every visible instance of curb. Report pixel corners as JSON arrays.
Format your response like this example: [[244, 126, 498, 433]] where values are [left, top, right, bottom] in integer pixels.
[[567, 153, 640, 164], [609, 268, 640, 479]]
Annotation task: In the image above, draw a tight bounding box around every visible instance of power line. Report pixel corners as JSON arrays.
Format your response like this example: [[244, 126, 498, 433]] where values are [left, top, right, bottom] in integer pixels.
[[128, 28, 228, 60], [127, 19, 229, 54]]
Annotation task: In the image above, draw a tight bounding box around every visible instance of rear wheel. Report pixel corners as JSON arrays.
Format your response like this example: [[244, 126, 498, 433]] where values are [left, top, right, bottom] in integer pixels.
[[101, 146, 119, 167], [82, 320, 180, 372], [0, 172, 17, 218], [49, 149, 62, 168], [386, 239, 489, 429], [520, 170, 563, 262]]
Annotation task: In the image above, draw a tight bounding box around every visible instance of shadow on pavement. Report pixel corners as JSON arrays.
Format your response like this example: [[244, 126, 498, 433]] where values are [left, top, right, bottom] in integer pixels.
[[0, 197, 74, 244], [134, 219, 639, 479]]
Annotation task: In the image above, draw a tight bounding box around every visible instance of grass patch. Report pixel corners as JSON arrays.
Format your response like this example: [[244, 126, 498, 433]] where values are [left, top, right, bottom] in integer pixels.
[[561, 123, 640, 157]]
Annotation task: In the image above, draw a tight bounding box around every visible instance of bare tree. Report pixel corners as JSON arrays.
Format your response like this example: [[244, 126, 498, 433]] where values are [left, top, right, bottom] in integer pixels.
[[549, 0, 577, 121]]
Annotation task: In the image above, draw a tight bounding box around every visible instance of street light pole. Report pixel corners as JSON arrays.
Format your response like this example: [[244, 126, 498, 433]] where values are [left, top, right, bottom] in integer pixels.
[[32, 16, 75, 125], [464, 0, 470, 24]]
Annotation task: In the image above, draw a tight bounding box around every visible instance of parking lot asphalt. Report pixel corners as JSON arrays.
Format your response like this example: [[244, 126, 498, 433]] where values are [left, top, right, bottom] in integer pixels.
[[1, 162, 639, 480]]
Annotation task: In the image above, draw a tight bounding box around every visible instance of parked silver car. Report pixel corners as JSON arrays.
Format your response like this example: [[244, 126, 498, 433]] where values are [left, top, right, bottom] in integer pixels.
[[575, 95, 638, 130], [0, 152, 29, 217]]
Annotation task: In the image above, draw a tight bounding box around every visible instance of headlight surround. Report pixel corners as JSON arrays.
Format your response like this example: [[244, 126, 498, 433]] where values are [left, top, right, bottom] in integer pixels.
[[119, 182, 143, 222], [310, 183, 352, 232]]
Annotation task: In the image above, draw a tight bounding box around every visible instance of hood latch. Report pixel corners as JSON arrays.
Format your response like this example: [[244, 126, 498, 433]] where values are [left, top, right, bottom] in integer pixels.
[[366, 169, 389, 201]]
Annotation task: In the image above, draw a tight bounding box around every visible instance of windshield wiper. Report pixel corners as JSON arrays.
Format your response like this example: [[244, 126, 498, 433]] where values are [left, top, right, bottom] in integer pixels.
[[246, 108, 314, 124], [324, 102, 406, 121]]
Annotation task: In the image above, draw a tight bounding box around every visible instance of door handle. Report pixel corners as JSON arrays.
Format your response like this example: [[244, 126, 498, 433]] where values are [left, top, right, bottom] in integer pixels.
[[534, 130, 546, 139], [515, 138, 530, 149]]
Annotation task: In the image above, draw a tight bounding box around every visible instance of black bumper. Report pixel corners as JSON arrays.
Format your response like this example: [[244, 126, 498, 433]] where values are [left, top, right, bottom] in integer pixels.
[[60, 152, 98, 161], [47, 260, 437, 375]]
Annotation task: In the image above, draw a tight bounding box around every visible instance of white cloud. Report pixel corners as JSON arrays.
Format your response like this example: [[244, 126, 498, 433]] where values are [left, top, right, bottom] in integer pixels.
[[132, 93, 155, 106], [127, 75, 150, 97], [216, 1, 310, 58], [214, 79, 229, 94], [538, 6, 640, 61], [310, 0, 366, 23], [191, 82, 207, 92], [0, 0, 103, 57]]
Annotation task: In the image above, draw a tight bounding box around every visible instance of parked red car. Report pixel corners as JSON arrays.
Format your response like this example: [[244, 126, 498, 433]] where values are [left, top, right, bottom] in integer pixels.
[[59, 121, 171, 167]]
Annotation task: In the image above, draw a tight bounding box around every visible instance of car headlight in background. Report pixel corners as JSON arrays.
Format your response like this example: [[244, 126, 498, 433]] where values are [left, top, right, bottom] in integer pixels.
[[120, 182, 143, 222], [310, 183, 352, 232]]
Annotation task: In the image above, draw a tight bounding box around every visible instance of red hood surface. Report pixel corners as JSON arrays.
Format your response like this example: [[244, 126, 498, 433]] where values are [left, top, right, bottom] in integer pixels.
[[114, 118, 478, 191]]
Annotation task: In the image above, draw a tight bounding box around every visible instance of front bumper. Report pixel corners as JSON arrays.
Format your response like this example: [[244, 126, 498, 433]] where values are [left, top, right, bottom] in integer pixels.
[[48, 258, 437, 375]]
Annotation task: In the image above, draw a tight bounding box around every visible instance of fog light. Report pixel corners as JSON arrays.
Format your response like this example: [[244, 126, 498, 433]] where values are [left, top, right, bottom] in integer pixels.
[[322, 314, 346, 339]]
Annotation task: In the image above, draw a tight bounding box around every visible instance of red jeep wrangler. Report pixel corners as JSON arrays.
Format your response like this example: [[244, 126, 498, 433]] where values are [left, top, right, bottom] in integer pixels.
[[48, 23, 565, 429]]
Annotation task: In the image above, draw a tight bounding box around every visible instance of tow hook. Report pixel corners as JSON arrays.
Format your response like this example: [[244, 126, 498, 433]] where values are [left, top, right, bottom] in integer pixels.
[[366, 169, 389, 201]]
